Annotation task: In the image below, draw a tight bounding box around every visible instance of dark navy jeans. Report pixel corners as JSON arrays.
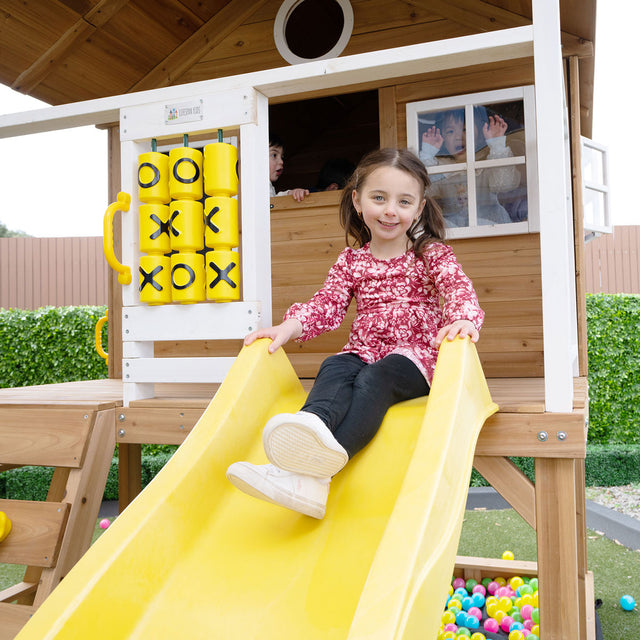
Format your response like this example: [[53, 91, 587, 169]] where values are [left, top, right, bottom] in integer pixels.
[[301, 353, 429, 458]]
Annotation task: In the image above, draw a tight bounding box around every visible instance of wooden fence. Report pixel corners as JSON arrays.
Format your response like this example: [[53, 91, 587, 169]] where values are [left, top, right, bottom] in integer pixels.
[[0, 226, 638, 310], [584, 225, 640, 294], [0, 237, 108, 310]]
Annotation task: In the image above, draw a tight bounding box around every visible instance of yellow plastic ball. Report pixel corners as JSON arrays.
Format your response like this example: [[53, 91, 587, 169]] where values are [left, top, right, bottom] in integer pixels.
[[521, 593, 534, 607], [443, 631, 456, 640], [442, 609, 456, 625], [470, 634, 486, 640], [498, 596, 513, 612], [531, 624, 540, 636], [502, 550, 515, 561], [486, 603, 499, 618], [495, 576, 507, 587], [494, 610, 506, 623], [508, 632, 525, 640], [509, 576, 524, 591]]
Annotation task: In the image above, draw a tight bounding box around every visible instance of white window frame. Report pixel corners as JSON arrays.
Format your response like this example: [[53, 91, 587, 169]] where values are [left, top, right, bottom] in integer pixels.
[[581, 136, 611, 235], [406, 86, 539, 239]]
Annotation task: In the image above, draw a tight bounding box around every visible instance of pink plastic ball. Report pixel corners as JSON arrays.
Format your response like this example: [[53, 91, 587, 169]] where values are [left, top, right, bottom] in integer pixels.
[[99, 518, 111, 530], [520, 604, 534, 620], [452, 578, 466, 590], [500, 616, 515, 633], [444, 623, 457, 633], [484, 618, 500, 634], [472, 584, 487, 596], [468, 606, 483, 621], [487, 581, 500, 595]]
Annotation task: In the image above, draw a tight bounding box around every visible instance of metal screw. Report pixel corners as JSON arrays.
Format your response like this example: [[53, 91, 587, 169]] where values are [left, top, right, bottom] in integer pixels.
[[118, 414, 126, 422], [557, 431, 568, 441], [118, 429, 126, 438], [83, 414, 89, 419], [537, 431, 549, 442]]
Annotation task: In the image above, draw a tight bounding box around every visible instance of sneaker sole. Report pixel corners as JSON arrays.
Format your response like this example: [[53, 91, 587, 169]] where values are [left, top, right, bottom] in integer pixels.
[[263, 419, 348, 478], [226, 464, 325, 519]]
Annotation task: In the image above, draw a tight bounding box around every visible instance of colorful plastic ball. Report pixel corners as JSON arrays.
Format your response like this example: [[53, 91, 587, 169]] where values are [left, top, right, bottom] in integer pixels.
[[483, 618, 500, 634], [518, 584, 533, 596], [472, 584, 486, 596], [461, 596, 474, 611], [531, 608, 539, 624], [502, 550, 515, 561], [447, 599, 461, 611], [452, 578, 466, 590], [482, 577, 493, 588], [511, 612, 524, 624], [442, 631, 456, 640], [498, 596, 513, 612], [510, 621, 524, 631], [495, 577, 507, 587], [471, 593, 485, 608], [620, 595, 636, 611], [468, 607, 483, 621], [444, 623, 458, 633], [487, 581, 500, 595], [528, 578, 538, 591], [508, 632, 525, 640], [510, 576, 524, 591], [465, 579, 478, 593], [520, 593, 535, 607], [500, 616, 515, 633], [442, 610, 457, 624], [523, 620, 534, 631], [455, 611, 469, 627], [520, 604, 534, 620], [466, 615, 480, 630], [99, 518, 111, 530], [456, 628, 471, 637], [528, 635, 539, 640], [470, 634, 486, 640], [494, 610, 506, 624]]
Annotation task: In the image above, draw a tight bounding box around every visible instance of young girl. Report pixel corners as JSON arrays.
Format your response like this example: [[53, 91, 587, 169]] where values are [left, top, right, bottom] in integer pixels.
[[227, 147, 484, 519]]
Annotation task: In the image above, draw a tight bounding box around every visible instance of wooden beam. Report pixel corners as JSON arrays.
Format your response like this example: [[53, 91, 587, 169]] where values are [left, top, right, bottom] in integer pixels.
[[11, 0, 131, 95], [130, 0, 271, 91], [415, 0, 592, 57], [0, 603, 35, 639], [0, 582, 37, 604]]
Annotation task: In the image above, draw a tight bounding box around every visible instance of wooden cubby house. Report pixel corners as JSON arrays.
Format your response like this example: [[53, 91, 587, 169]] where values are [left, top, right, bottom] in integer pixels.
[[0, 1, 601, 638]]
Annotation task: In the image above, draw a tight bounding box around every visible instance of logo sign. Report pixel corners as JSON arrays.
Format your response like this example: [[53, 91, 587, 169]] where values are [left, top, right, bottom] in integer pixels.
[[164, 100, 204, 125]]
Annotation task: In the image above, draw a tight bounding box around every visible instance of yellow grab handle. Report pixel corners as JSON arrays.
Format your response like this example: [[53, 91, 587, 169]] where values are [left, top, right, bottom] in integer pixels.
[[0, 511, 12, 543], [103, 192, 132, 285], [95, 310, 108, 366]]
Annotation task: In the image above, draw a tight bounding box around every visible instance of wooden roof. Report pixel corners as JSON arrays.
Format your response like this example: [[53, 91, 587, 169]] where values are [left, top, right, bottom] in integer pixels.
[[0, 0, 596, 134]]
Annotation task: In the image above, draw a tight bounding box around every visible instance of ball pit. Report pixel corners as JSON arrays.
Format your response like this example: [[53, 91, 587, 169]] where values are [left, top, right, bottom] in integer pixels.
[[440, 572, 541, 640]]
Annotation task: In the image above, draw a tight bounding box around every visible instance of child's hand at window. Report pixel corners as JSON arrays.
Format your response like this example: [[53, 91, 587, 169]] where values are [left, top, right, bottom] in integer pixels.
[[422, 126, 443, 149], [483, 114, 508, 139], [289, 188, 310, 202]]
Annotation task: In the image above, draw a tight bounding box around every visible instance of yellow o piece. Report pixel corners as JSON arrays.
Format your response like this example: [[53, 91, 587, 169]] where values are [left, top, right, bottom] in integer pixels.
[[0, 511, 12, 543], [169, 200, 204, 252], [206, 250, 240, 302], [204, 142, 238, 197], [139, 204, 171, 254], [139, 255, 172, 305], [138, 152, 169, 204], [171, 252, 205, 304], [169, 146, 203, 201], [204, 196, 239, 249]]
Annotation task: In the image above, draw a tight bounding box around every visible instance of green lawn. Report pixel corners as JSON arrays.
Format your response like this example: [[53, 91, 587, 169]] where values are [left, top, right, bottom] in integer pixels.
[[2, 510, 639, 637]]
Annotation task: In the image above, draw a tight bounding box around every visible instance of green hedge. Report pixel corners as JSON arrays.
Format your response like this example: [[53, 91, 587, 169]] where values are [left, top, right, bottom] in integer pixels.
[[0, 306, 108, 388], [586, 294, 640, 444]]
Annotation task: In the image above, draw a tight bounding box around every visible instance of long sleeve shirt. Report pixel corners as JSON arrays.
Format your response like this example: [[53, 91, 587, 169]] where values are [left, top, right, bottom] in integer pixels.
[[284, 242, 484, 384]]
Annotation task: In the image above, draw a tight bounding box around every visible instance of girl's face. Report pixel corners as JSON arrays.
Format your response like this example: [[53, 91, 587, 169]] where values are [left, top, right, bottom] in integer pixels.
[[269, 145, 284, 182], [442, 116, 466, 158], [352, 166, 426, 258]]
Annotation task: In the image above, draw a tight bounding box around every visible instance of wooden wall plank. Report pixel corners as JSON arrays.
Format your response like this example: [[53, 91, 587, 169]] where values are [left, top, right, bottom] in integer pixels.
[[0, 500, 70, 568]]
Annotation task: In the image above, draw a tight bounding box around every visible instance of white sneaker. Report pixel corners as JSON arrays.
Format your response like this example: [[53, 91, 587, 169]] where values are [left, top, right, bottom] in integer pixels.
[[226, 462, 329, 519], [262, 411, 349, 478]]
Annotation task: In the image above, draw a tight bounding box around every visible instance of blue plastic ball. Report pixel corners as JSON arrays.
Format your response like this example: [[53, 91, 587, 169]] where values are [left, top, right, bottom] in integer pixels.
[[620, 595, 636, 611]]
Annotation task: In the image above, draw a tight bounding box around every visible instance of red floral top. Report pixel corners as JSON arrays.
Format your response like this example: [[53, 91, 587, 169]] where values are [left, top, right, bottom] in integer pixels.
[[284, 242, 484, 384]]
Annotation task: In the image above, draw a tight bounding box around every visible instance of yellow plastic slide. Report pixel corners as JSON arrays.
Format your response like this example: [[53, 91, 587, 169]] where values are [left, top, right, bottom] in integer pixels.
[[16, 337, 497, 640]]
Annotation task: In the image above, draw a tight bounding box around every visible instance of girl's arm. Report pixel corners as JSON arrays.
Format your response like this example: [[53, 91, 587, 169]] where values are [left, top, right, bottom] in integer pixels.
[[426, 244, 484, 338]]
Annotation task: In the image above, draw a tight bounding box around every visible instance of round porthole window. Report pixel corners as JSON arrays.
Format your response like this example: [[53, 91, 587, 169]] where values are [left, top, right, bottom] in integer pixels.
[[274, 0, 354, 65]]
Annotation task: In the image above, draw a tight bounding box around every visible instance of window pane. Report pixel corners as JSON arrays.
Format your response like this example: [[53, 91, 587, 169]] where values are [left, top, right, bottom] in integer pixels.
[[584, 188, 607, 228], [418, 108, 467, 165], [582, 144, 605, 184], [474, 100, 526, 161]]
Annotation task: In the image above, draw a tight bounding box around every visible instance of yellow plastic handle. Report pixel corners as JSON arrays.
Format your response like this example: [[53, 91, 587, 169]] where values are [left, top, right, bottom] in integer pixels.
[[0, 511, 12, 543], [103, 192, 132, 285], [95, 310, 108, 366]]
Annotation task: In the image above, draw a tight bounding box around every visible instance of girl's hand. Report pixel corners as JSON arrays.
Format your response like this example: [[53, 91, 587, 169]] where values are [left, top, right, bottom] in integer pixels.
[[483, 115, 508, 139], [422, 126, 443, 149], [244, 318, 303, 353], [435, 320, 479, 347]]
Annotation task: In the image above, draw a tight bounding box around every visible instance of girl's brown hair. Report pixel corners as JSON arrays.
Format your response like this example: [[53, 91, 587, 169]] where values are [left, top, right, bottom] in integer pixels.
[[339, 147, 446, 255]]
